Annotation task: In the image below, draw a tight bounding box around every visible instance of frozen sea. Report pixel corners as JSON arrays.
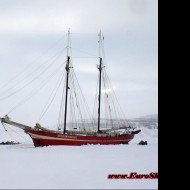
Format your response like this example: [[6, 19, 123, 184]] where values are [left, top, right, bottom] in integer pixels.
[[0, 124, 158, 189]]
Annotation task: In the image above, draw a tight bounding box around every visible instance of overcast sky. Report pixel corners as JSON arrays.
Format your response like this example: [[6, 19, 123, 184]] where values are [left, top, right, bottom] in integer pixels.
[[0, 0, 158, 126]]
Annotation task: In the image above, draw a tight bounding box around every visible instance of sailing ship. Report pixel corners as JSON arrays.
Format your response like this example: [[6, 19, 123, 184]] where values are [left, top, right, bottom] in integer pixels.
[[0, 29, 141, 147]]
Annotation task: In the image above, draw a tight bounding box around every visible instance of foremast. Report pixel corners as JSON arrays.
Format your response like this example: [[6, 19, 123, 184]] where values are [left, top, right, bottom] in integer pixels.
[[97, 31, 103, 132], [63, 29, 71, 134]]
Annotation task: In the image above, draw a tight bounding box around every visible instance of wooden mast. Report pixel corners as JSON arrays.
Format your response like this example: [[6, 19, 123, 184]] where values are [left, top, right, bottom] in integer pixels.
[[97, 31, 103, 132], [63, 29, 71, 134]]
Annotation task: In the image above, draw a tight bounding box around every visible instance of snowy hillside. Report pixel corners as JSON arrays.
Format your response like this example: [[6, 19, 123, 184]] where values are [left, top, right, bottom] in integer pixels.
[[129, 114, 158, 129], [129, 114, 158, 144]]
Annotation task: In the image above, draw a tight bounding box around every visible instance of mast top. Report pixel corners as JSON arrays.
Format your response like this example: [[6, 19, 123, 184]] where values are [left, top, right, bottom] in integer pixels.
[[98, 30, 101, 37], [98, 30, 102, 58], [67, 28, 71, 57]]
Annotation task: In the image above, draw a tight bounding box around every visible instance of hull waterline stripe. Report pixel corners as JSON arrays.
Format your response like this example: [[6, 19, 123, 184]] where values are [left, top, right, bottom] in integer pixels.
[[28, 132, 132, 142]]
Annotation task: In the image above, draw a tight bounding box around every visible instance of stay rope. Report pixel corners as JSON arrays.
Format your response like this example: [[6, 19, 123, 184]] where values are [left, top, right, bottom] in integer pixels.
[[37, 62, 66, 123], [7, 60, 65, 115], [0, 47, 67, 101], [0, 33, 67, 97]]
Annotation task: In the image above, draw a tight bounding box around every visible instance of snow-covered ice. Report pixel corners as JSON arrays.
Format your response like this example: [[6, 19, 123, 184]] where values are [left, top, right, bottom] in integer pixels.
[[0, 125, 158, 189]]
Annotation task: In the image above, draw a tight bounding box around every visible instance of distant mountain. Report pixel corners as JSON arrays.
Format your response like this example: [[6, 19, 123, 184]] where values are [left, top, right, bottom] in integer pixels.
[[129, 114, 158, 129], [43, 114, 158, 131], [133, 114, 158, 120]]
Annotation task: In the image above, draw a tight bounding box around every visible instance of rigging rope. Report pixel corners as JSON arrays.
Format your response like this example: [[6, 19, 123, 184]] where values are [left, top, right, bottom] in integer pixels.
[[37, 63, 66, 122], [7, 61, 65, 115], [1, 31, 133, 132], [0, 34, 67, 97], [0, 47, 67, 101], [4, 124, 33, 143], [72, 69, 95, 126]]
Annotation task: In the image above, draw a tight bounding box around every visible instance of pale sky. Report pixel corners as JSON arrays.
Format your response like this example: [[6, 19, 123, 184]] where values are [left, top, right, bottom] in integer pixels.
[[0, 0, 158, 126]]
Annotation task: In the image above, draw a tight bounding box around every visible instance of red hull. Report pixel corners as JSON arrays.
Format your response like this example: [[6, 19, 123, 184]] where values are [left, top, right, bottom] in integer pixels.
[[25, 129, 139, 147]]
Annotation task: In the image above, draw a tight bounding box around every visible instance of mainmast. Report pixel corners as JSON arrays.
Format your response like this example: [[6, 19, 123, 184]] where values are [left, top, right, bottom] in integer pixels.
[[97, 31, 103, 132], [63, 29, 71, 134]]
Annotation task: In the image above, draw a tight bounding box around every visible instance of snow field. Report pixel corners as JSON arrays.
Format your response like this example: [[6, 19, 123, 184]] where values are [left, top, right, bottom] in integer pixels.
[[0, 126, 158, 189]]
